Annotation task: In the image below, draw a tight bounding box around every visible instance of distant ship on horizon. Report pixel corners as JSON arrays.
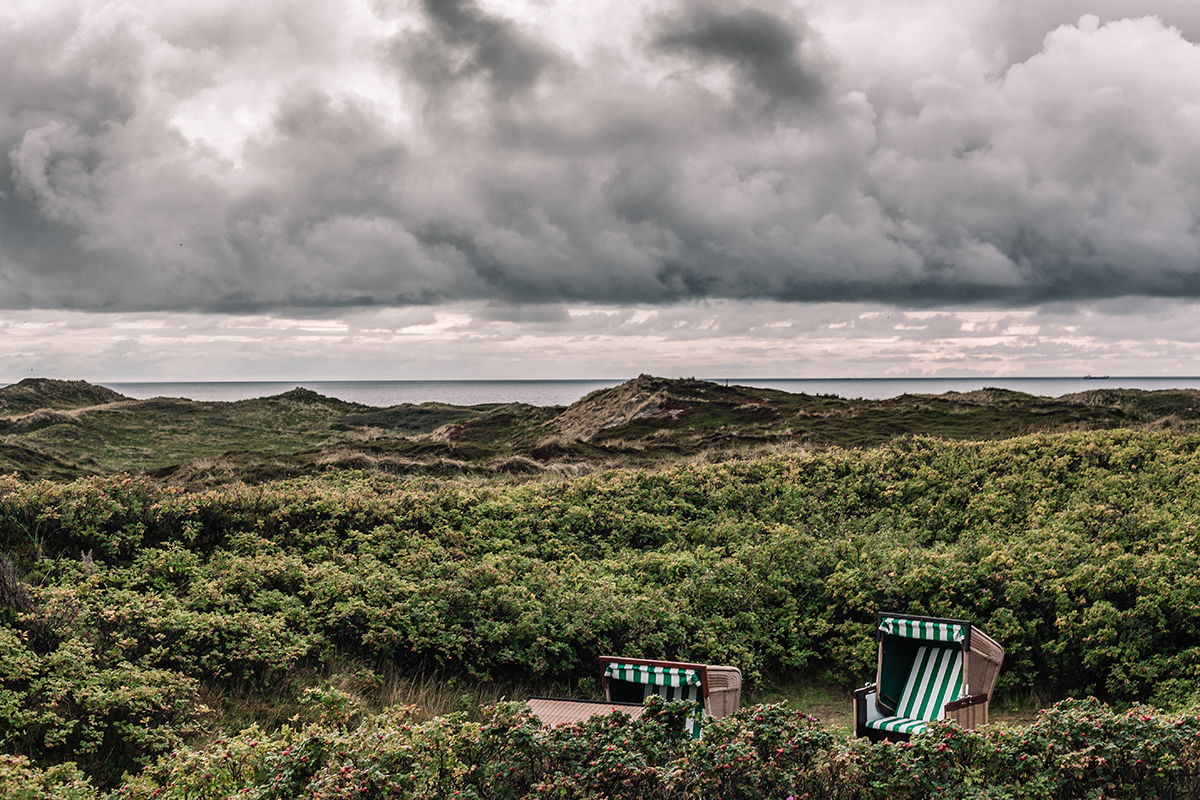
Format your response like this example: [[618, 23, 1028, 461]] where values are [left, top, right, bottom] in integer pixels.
[[1083, 374, 1110, 379]]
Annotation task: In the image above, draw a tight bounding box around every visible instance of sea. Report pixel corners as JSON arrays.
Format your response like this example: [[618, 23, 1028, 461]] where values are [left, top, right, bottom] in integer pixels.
[[84, 376, 1200, 407]]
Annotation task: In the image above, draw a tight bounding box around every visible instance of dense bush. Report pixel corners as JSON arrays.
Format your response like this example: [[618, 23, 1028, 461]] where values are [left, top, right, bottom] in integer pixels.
[[0, 755, 96, 800], [1, 429, 1200, 785], [5, 698, 1197, 799], [0, 628, 200, 787]]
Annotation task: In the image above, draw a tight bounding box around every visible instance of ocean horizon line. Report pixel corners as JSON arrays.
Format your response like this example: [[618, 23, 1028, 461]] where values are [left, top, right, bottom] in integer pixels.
[[9, 374, 1200, 384], [7, 375, 1200, 407], [93, 375, 1200, 406]]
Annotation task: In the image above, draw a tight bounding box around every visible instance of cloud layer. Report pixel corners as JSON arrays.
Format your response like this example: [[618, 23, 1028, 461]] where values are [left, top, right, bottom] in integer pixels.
[[2, 0, 1199, 313], [7, 296, 1200, 382]]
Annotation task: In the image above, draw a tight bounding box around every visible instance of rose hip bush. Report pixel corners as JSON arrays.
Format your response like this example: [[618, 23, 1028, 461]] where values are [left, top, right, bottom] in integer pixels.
[[8, 698, 1192, 800]]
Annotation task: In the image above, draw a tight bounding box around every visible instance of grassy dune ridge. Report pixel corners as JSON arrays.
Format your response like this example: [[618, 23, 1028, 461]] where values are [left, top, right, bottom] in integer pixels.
[[3, 375, 1200, 483]]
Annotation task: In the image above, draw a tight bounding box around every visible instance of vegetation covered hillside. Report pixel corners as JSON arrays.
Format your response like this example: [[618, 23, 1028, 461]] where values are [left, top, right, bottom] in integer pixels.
[[2, 429, 1200, 792], [4, 378, 1200, 795], [3, 375, 1200, 484]]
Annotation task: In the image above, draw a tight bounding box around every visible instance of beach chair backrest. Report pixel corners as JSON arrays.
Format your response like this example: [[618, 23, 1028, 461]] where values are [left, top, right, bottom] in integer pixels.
[[893, 645, 964, 721], [876, 613, 970, 715]]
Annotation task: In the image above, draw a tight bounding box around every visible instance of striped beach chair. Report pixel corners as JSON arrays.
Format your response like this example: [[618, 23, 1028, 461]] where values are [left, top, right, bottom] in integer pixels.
[[527, 657, 741, 739], [603, 659, 706, 737], [853, 612, 1004, 741]]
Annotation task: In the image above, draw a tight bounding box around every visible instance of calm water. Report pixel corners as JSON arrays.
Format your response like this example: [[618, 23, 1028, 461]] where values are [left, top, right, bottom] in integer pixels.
[[90, 377, 1200, 407]]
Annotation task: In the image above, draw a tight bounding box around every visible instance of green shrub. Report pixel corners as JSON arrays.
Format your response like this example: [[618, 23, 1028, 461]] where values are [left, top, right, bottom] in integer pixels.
[[0, 629, 200, 787], [0, 755, 96, 800], [105, 698, 1200, 800], [3, 430, 1200, 788]]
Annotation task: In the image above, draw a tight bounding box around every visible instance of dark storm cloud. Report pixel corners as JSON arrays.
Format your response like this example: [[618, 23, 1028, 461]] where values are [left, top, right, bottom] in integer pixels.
[[0, 5, 170, 309], [652, 4, 824, 107], [396, 0, 554, 96], [2, 1, 1200, 315]]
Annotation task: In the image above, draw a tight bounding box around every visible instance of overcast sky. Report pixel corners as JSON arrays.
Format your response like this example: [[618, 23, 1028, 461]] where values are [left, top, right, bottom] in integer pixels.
[[2, 0, 1199, 380]]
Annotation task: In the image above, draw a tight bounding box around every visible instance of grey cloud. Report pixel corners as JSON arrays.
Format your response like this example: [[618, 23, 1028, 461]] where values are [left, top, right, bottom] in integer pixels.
[[239, 86, 407, 231], [2, 3, 1200, 316], [864, 16, 1200, 303], [652, 3, 825, 108], [988, 0, 1200, 65], [395, 0, 554, 96], [477, 302, 569, 324], [0, 6, 163, 308]]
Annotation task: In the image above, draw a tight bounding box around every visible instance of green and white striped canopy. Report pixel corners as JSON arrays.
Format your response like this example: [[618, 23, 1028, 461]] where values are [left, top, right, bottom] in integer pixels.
[[879, 616, 967, 644], [603, 662, 701, 688]]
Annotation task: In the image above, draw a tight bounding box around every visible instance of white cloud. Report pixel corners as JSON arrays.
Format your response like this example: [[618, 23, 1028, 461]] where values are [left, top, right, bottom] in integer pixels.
[[3, 299, 1199, 381]]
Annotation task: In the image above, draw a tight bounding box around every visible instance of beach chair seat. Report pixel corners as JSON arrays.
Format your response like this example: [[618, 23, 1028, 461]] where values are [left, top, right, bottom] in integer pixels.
[[601, 658, 709, 739]]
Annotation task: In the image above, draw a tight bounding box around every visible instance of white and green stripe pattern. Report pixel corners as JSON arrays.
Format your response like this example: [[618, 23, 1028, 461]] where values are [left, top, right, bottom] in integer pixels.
[[870, 716, 932, 736], [604, 663, 701, 689], [867, 646, 963, 736], [604, 663, 705, 738], [878, 616, 967, 643]]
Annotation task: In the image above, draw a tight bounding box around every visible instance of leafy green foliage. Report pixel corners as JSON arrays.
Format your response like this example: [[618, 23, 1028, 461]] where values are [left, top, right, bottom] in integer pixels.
[[26, 698, 1197, 800], [0, 628, 200, 787], [2, 428, 1200, 788], [0, 755, 96, 800]]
